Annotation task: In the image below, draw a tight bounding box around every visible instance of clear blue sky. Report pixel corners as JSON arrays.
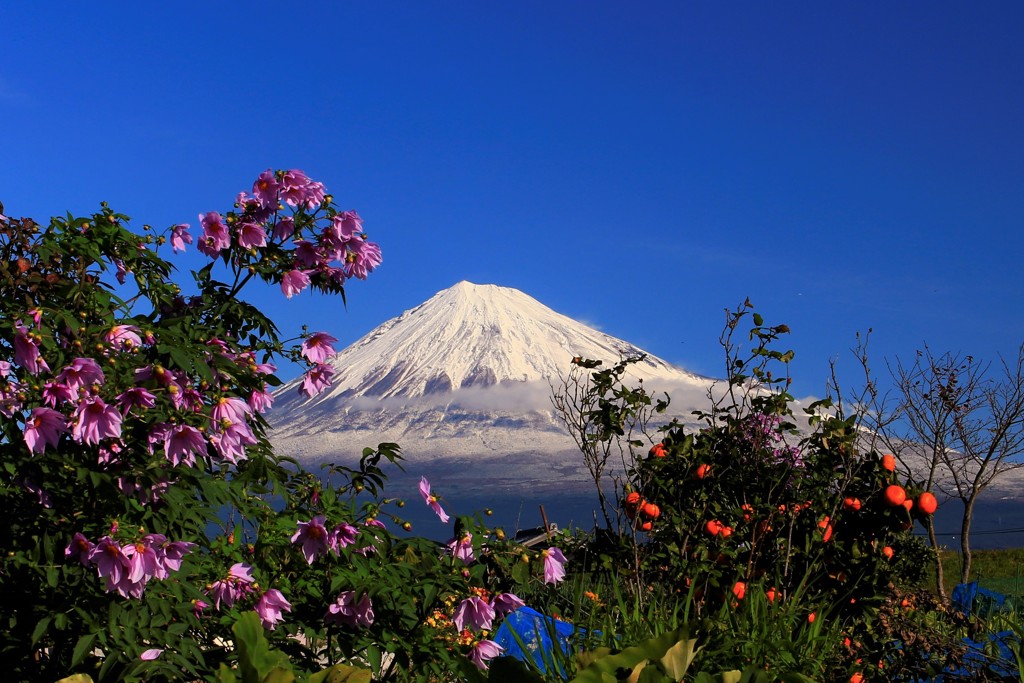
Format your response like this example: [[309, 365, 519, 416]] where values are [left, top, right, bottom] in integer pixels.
[[3, 3, 1023, 398]]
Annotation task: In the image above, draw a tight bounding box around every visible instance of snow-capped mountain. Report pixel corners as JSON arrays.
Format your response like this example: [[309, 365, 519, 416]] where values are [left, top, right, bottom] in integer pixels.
[[269, 281, 717, 494]]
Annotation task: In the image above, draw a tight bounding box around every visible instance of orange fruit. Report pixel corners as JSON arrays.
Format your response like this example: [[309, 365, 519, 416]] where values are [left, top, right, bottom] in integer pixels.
[[882, 454, 896, 471], [902, 499, 913, 512], [694, 463, 711, 479], [720, 525, 734, 538], [649, 443, 667, 458], [807, 612, 816, 624], [843, 497, 862, 511], [766, 587, 778, 603], [625, 492, 641, 506], [732, 581, 746, 600], [640, 521, 653, 532], [641, 502, 661, 519], [821, 524, 834, 543], [882, 546, 894, 560], [850, 673, 864, 683], [917, 491, 938, 515], [705, 520, 722, 536], [884, 485, 907, 507]]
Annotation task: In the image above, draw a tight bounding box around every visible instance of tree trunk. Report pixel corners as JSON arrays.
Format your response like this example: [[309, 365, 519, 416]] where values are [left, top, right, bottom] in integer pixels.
[[925, 516, 948, 601], [960, 499, 974, 584]]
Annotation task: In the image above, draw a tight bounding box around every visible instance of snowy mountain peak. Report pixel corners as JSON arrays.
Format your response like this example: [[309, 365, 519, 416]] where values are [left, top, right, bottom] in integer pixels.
[[274, 281, 710, 408]]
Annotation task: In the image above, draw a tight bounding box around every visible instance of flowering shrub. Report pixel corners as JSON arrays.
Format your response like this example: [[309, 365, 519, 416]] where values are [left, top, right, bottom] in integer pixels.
[[0, 173, 560, 682]]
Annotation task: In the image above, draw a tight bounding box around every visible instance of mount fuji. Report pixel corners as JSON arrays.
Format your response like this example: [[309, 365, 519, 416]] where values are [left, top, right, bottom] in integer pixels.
[[268, 281, 718, 496]]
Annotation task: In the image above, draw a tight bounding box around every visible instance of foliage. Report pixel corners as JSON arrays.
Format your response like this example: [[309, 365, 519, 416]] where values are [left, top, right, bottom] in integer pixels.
[[0, 173, 546, 682], [548, 302, 962, 681]]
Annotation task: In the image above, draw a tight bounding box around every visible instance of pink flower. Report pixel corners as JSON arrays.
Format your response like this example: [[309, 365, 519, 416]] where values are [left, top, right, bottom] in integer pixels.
[[469, 640, 504, 670], [157, 539, 195, 575], [90, 536, 130, 589], [163, 424, 207, 466], [344, 239, 382, 280], [140, 648, 164, 661], [24, 407, 68, 454], [445, 533, 474, 565], [325, 591, 374, 628], [206, 563, 256, 610], [301, 332, 339, 364], [13, 323, 48, 375], [281, 268, 311, 298], [208, 420, 256, 464], [105, 325, 143, 351], [331, 522, 359, 550], [419, 476, 450, 524], [292, 516, 331, 564], [72, 396, 123, 445], [252, 170, 280, 209], [542, 547, 567, 585], [117, 387, 157, 414], [331, 211, 363, 242], [65, 532, 94, 567], [198, 212, 231, 257], [453, 596, 495, 632], [57, 357, 105, 392], [300, 363, 335, 397], [42, 381, 75, 407], [236, 221, 267, 249], [280, 169, 325, 209], [248, 385, 274, 413], [255, 588, 292, 630], [492, 593, 525, 617], [170, 223, 192, 253], [272, 215, 295, 241], [211, 396, 251, 426]]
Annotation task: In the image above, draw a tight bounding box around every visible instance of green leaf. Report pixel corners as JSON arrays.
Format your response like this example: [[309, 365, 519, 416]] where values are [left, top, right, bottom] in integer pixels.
[[308, 664, 373, 683], [71, 632, 98, 667], [30, 616, 51, 646]]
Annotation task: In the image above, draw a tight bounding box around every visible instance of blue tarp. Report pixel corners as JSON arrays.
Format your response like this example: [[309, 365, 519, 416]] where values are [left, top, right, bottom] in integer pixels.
[[493, 606, 580, 675]]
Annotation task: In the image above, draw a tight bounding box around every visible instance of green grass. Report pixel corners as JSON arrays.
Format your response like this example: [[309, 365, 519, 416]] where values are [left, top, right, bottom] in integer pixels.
[[924, 548, 1024, 601]]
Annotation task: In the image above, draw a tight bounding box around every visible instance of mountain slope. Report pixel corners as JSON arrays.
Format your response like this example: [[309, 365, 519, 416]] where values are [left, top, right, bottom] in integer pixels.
[[269, 281, 716, 488]]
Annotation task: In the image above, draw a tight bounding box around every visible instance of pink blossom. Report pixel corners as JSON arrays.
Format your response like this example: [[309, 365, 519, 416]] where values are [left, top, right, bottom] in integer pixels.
[[272, 215, 295, 241], [24, 407, 68, 454], [344, 239, 382, 280], [207, 563, 256, 610], [331, 522, 359, 550], [293, 240, 320, 268], [248, 385, 274, 413], [90, 536, 130, 589], [164, 424, 207, 466], [117, 387, 157, 414], [0, 360, 10, 377], [236, 221, 267, 249], [13, 323, 48, 374], [469, 640, 504, 670], [301, 332, 339, 364], [445, 533, 474, 565], [300, 363, 335, 397], [115, 260, 130, 285], [280, 169, 325, 209], [331, 211, 363, 242], [65, 532, 94, 567], [42, 381, 75, 407], [292, 516, 331, 564], [255, 589, 292, 630], [123, 539, 161, 586], [156, 539, 195, 575], [252, 169, 280, 209], [170, 223, 192, 253], [198, 212, 231, 257], [72, 396, 123, 445], [453, 596, 495, 632], [491, 593, 525, 617], [281, 269, 311, 298], [105, 325, 143, 351], [140, 649, 164, 661], [419, 476, 450, 524], [542, 547, 567, 585], [208, 421, 255, 464], [325, 591, 374, 628], [57, 357, 105, 392]]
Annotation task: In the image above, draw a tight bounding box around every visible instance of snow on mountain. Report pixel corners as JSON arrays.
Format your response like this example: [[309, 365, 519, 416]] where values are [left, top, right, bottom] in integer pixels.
[[269, 281, 717, 493]]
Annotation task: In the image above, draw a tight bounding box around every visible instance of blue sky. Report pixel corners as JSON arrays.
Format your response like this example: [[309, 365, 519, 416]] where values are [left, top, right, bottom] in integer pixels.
[[3, 3, 1023, 398]]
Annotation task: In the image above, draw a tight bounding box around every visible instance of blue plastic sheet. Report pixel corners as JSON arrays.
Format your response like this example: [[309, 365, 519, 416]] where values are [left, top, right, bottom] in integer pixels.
[[493, 606, 579, 675]]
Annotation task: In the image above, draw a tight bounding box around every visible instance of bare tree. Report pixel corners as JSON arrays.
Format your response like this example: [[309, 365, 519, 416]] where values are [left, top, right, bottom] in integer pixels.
[[889, 344, 1024, 585], [549, 356, 664, 532]]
